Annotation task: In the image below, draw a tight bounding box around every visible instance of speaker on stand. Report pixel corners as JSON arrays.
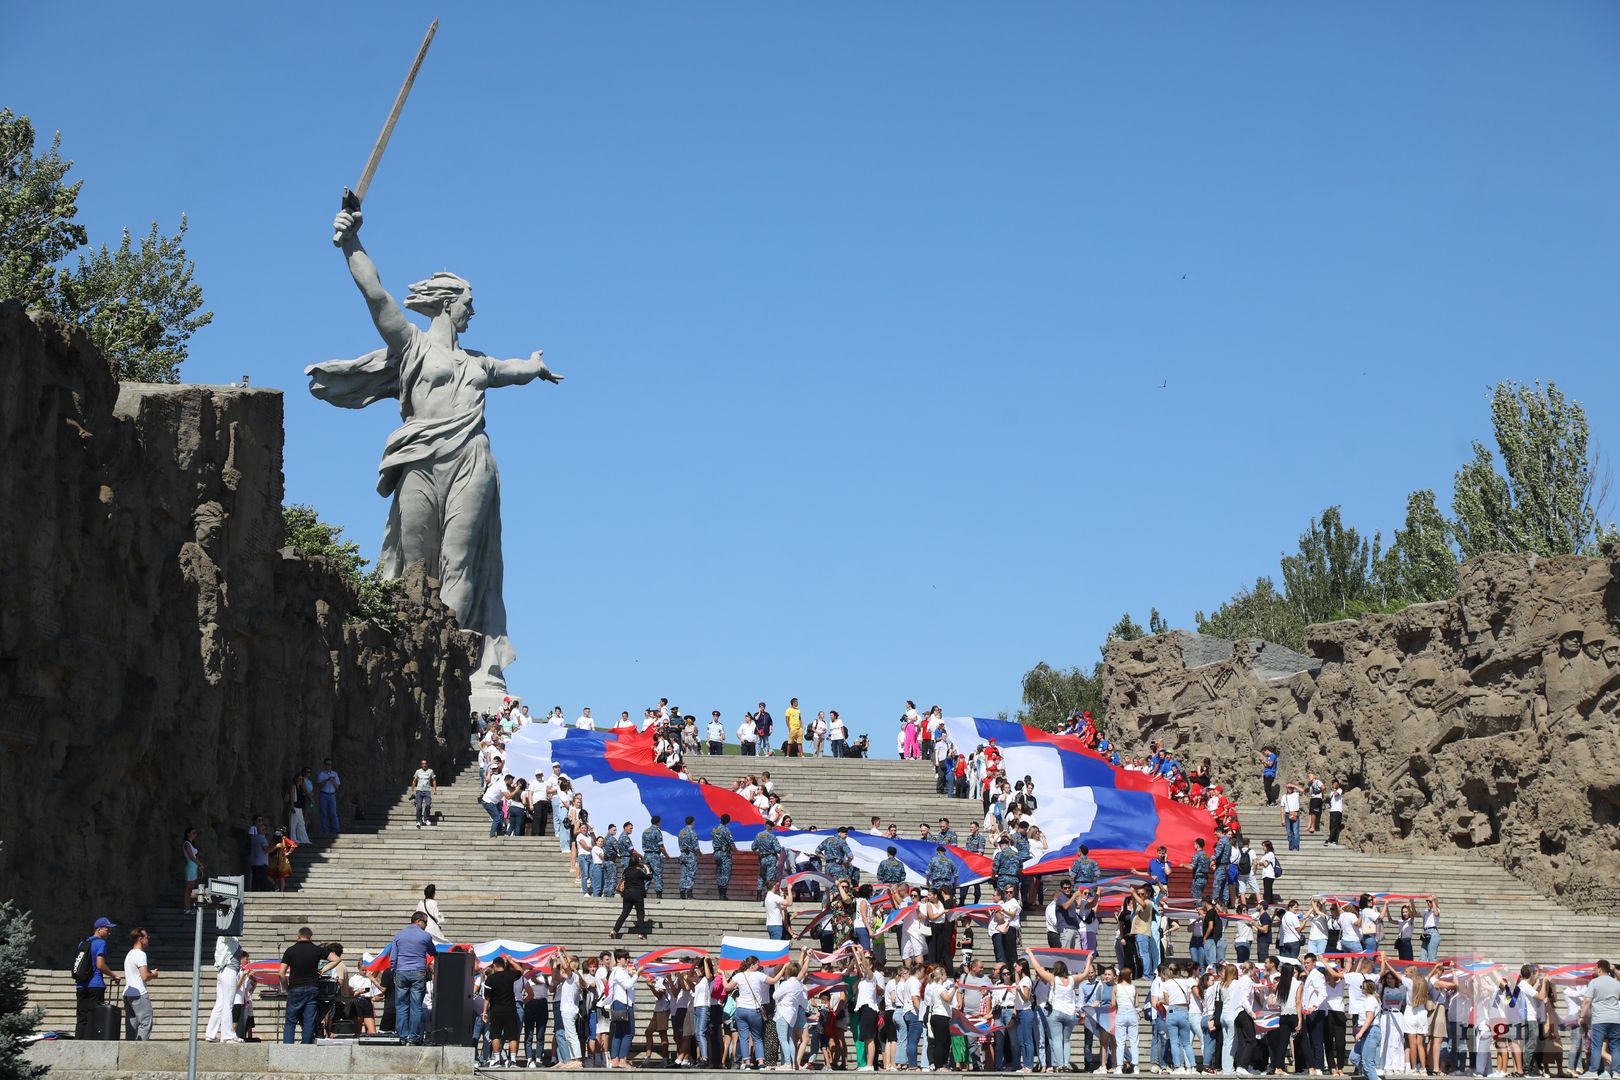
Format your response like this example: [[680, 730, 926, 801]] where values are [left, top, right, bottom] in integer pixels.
[[429, 949, 475, 1046]]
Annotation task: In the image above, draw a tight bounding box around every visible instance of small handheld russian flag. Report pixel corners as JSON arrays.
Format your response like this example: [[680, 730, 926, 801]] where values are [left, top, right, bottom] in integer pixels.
[[718, 935, 791, 971]]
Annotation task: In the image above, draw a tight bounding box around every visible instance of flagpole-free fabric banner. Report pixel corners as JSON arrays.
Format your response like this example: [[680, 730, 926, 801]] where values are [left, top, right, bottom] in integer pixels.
[[499, 719, 1209, 886], [502, 726, 993, 884]]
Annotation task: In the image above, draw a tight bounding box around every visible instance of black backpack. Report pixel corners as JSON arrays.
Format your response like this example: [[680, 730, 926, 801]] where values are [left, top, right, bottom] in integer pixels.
[[1239, 849, 1252, 874], [71, 938, 94, 984]]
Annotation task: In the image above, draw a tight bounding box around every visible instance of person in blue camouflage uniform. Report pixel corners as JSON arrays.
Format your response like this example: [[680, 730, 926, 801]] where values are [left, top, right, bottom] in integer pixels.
[[1012, 822, 1033, 903], [710, 814, 735, 900], [677, 816, 701, 900], [962, 822, 986, 903], [876, 846, 907, 887], [929, 818, 958, 848], [1069, 844, 1101, 891], [925, 845, 958, 901], [602, 824, 624, 898], [1189, 837, 1212, 904], [991, 836, 1023, 895], [641, 816, 666, 899], [751, 827, 782, 899], [816, 828, 856, 884]]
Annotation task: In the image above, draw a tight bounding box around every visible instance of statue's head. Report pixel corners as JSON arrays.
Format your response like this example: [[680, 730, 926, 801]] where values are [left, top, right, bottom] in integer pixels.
[[1583, 626, 1608, 662], [1555, 613, 1584, 658], [1407, 657, 1441, 707], [404, 272, 474, 332]]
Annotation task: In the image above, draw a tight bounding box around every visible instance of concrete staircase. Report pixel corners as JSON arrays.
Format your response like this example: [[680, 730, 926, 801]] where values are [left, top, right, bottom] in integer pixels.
[[21, 751, 977, 1040], [25, 752, 1620, 1044], [1225, 801, 1620, 963]]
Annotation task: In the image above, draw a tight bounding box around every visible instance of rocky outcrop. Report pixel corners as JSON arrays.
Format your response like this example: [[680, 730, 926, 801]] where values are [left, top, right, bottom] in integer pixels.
[[1102, 552, 1620, 912], [0, 301, 477, 958]]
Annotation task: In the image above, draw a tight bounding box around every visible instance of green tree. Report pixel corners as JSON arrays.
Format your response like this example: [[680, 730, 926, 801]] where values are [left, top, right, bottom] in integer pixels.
[[1452, 381, 1609, 558], [1195, 576, 1306, 650], [0, 901, 45, 1080], [1016, 660, 1104, 731], [58, 220, 211, 383], [0, 109, 85, 306], [1148, 607, 1168, 635], [1106, 612, 1145, 643], [1375, 489, 1459, 603], [1279, 506, 1380, 624], [282, 504, 405, 629], [0, 108, 211, 382]]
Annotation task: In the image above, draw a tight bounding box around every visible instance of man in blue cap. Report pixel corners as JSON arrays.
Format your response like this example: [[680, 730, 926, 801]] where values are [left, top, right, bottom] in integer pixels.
[[73, 916, 121, 1038]]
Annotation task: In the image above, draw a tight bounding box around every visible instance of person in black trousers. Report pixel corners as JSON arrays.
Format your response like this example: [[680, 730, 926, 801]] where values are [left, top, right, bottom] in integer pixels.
[[611, 852, 650, 940]]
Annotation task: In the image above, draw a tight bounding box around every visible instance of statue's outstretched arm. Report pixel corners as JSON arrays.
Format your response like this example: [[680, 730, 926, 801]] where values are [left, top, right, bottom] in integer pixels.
[[333, 209, 411, 354], [487, 349, 565, 387]]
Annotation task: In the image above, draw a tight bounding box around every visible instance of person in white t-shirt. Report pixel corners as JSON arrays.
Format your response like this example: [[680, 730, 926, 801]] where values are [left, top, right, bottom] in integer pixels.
[[724, 955, 774, 1069], [606, 954, 640, 1068], [1279, 900, 1303, 960], [123, 927, 158, 1041], [1357, 899, 1381, 954], [810, 712, 835, 757], [574, 708, 594, 730], [548, 706, 566, 727], [1337, 904, 1362, 956], [764, 881, 790, 940], [737, 717, 758, 756]]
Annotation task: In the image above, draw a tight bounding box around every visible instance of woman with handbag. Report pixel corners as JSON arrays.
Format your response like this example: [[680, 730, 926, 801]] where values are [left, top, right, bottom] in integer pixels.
[[551, 950, 584, 1068], [724, 954, 772, 1070], [605, 952, 640, 1068]]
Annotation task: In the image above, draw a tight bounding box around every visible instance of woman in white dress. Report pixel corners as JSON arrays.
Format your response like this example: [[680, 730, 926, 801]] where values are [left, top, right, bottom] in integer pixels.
[[414, 885, 449, 945]]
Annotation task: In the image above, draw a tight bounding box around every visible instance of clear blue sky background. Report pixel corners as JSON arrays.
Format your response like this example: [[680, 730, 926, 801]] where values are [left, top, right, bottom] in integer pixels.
[[8, 3, 1618, 732]]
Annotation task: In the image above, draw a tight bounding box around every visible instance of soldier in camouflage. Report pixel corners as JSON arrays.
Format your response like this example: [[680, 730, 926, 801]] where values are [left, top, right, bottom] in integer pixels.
[[991, 836, 1023, 895], [962, 822, 986, 903], [710, 814, 735, 900], [677, 816, 701, 900], [925, 845, 958, 901], [876, 846, 907, 887], [641, 816, 666, 899], [751, 828, 783, 900], [816, 827, 856, 884]]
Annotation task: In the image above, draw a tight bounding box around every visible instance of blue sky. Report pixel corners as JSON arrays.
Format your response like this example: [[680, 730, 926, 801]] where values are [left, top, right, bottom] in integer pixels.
[[8, 3, 1618, 731]]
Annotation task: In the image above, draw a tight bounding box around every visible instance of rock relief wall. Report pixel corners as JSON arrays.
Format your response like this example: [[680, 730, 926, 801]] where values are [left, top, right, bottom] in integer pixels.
[[1101, 551, 1620, 912], [0, 302, 477, 957]]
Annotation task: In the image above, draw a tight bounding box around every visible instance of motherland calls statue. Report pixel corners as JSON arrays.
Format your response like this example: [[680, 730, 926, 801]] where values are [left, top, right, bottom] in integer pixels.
[[307, 208, 563, 706]]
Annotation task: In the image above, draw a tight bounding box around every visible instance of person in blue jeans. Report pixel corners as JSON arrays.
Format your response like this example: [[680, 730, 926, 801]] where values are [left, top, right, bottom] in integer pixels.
[[1585, 959, 1620, 1079], [279, 926, 324, 1044], [315, 759, 342, 835], [389, 911, 436, 1043]]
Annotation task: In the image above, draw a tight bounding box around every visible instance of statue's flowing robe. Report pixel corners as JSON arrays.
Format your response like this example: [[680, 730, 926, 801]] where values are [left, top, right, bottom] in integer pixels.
[[306, 326, 514, 685]]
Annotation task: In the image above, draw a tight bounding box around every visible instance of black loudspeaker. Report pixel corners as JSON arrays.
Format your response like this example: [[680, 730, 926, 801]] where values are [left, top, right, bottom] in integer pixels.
[[430, 950, 475, 1046]]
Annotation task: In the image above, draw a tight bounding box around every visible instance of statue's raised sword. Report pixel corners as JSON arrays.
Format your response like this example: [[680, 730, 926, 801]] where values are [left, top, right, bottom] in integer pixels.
[[331, 18, 439, 245]]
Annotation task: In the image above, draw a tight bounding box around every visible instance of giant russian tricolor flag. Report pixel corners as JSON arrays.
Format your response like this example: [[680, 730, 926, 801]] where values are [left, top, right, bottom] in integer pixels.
[[939, 718, 1212, 870], [502, 725, 994, 885]]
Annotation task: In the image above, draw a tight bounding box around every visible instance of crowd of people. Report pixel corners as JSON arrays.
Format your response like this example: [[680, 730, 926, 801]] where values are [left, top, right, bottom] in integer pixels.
[[481, 700, 875, 761], [109, 697, 1615, 1078]]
